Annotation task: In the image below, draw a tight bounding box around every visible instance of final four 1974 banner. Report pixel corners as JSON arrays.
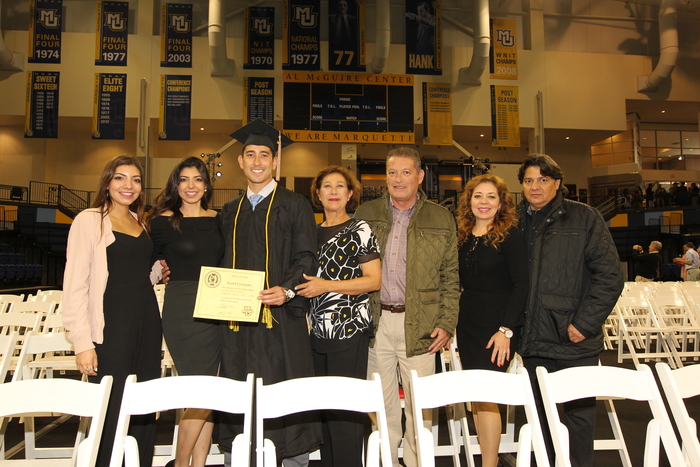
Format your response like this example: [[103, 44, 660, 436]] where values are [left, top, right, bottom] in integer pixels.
[[28, 0, 62, 64]]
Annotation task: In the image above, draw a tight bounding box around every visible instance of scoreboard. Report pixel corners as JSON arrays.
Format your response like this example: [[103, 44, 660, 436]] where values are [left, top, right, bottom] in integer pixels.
[[283, 71, 415, 144]]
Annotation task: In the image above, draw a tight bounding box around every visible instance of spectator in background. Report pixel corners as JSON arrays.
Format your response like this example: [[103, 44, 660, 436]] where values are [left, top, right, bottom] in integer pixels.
[[632, 242, 662, 282], [675, 242, 699, 281]]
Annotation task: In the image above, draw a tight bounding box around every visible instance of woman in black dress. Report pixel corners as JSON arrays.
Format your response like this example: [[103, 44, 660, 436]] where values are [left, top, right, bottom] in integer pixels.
[[148, 157, 224, 467], [63, 156, 162, 467], [455, 174, 528, 467]]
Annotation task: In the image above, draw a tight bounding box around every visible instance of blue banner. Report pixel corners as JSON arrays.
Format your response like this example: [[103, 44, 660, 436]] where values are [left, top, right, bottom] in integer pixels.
[[405, 0, 441, 75], [93, 73, 127, 140], [244, 7, 274, 70], [25, 71, 60, 139], [28, 0, 62, 64], [159, 74, 192, 141], [283, 0, 320, 70], [328, 0, 365, 71], [161, 3, 192, 68], [243, 77, 275, 126], [95, 1, 128, 66]]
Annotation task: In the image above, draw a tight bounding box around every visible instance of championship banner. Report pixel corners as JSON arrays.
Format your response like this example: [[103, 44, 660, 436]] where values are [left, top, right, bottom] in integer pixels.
[[490, 85, 520, 147], [25, 71, 60, 139], [95, 1, 128, 66], [159, 75, 192, 141], [282, 0, 320, 70], [243, 78, 274, 126], [405, 0, 441, 75], [490, 19, 518, 80], [328, 0, 365, 71], [244, 7, 274, 70], [422, 82, 451, 145], [93, 73, 126, 140], [28, 0, 62, 64], [160, 3, 192, 68]]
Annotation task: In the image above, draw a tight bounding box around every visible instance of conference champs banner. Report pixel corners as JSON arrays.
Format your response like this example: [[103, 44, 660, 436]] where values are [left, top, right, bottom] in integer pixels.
[[243, 78, 275, 126], [95, 1, 128, 66], [405, 0, 441, 75], [490, 19, 518, 80], [244, 7, 274, 70], [93, 73, 126, 140], [327, 0, 365, 71], [422, 82, 452, 145], [490, 85, 520, 147], [28, 0, 62, 64], [160, 3, 192, 68], [25, 71, 60, 138], [159, 75, 192, 141], [283, 0, 320, 70]]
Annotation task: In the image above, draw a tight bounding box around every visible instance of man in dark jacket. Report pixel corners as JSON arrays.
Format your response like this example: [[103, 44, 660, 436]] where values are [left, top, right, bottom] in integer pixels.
[[632, 241, 661, 281], [517, 154, 624, 467]]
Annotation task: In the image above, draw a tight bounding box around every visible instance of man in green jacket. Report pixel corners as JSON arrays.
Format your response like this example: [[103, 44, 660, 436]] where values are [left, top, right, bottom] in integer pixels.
[[354, 147, 459, 467]]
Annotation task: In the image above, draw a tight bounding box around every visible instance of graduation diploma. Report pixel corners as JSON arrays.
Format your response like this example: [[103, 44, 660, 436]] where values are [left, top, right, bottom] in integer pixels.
[[193, 266, 265, 322]]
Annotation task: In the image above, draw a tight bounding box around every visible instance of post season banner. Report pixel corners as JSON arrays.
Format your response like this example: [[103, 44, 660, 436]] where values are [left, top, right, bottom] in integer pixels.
[[490, 19, 518, 80], [28, 0, 62, 64], [283, 0, 320, 70], [95, 1, 128, 66], [93, 73, 126, 140], [243, 78, 275, 126], [244, 7, 274, 70], [328, 0, 365, 71], [490, 85, 520, 147], [161, 3, 192, 68], [422, 82, 452, 145], [159, 75, 192, 141], [405, 0, 441, 75], [25, 71, 60, 139]]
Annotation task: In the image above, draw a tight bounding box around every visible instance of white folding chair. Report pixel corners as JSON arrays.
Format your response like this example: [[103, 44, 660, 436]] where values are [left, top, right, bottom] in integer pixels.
[[0, 376, 112, 467], [12, 331, 77, 382], [111, 374, 254, 467], [255, 374, 392, 467], [655, 362, 700, 467], [10, 301, 57, 315], [536, 364, 685, 467], [0, 331, 18, 384], [0, 294, 24, 313], [410, 367, 549, 467]]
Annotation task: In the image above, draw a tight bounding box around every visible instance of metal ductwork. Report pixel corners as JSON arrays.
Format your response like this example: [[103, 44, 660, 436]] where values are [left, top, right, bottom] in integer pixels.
[[458, 0, 489, 86], [637, 0, 680, 92], [208, 0, 234, 76], [0, 0, 24, 72], [370, 0, 390, 73]]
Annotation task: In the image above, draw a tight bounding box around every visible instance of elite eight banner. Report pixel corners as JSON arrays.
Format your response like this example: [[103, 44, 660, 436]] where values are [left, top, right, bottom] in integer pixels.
[[93, 73, 127, 140]]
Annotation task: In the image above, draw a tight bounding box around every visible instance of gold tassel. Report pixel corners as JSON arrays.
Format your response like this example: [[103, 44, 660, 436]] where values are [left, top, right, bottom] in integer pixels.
[[229, 320, 239, 332], [263, 305, 273, 329]]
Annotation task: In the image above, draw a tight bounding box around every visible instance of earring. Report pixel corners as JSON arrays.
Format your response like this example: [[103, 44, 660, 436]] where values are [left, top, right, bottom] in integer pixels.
[[468, 211, 475, 220]]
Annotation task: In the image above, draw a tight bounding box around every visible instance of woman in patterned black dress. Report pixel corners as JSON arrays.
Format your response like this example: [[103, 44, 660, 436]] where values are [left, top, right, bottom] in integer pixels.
[[455, 174, 528, 467], [295, 166, 381, 467]]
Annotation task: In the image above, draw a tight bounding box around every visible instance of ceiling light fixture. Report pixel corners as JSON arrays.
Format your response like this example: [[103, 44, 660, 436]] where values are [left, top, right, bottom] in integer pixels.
[[200, 127, 204, 130]]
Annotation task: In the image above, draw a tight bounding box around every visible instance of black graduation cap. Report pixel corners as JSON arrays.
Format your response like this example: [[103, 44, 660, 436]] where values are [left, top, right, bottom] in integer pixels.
[[229, 119, 294, 154]]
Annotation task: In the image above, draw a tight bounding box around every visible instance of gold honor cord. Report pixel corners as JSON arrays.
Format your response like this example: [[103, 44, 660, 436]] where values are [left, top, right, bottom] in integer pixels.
[[230, 185, 279, 331]]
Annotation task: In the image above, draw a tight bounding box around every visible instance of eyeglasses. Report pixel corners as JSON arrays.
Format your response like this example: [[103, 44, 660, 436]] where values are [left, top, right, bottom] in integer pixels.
[[523, 177, 554, 187]]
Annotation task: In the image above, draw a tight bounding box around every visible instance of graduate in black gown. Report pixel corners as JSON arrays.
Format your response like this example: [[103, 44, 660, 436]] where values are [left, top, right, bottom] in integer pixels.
[[217, 119, 321, 466]]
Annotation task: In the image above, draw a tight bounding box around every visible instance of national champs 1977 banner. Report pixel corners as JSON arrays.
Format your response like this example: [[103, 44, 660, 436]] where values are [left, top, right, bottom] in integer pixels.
[[283, 0, 320, 70], [25, 71, 60, 138], [159, 75, 192, 141], [28, 0, 62, 64], [245, 7, 274, 70], [95, 1, 128, 66], [161, 3, 192, 68], [327, 0, 365, 71], [93, 73, 127, 140], [405, 0, 441, 75]]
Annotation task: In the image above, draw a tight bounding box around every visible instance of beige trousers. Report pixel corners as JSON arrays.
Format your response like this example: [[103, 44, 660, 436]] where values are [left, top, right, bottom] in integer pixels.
[[368, 311, 435, 467]]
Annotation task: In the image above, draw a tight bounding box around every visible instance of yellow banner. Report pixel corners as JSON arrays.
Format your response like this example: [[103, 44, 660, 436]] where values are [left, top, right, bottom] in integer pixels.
[[491, 85, 520, 147], [283, 71, 413, 85], [490, 19, 518, 80], [283, 130, 414, 144], [422, 82, 452, 145]]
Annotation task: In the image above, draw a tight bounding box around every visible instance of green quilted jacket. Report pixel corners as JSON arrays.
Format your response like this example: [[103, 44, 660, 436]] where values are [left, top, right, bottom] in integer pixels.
[[354, 190, 459, 357]]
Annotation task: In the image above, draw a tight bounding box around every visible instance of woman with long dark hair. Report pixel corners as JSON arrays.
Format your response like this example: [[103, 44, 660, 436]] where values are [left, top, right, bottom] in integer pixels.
[[147, 156, 224, 467], [455, 174, 529, 467], [62, 155, 162, 467]]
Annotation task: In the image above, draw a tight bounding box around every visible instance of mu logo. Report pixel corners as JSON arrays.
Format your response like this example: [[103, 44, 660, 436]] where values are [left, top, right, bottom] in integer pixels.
[[253, 17, 272, 35], [293, 6, 317, 28], [496, 29, 515, 47], [37, 9, 60, 28], [104, 12, 127, 31], [169, 14, 190, 33]]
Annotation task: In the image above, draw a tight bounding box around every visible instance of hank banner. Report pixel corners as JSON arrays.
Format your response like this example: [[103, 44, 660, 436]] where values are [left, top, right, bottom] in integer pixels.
[[159, 75, 192, 141], [93, 73, 127, 140], [161, 3, 192, 68], [95, 1, 128, 66], [405, 0, 441, 75], [490, 85, 520, 147], [422, 82, 452, 145], [28, 0, 62, 64], [25, 71, 60, 139], [283, 0, 320, 70], [327, 0, 365, 71], [490, 19, 518, 80], [243, 78, 275, 126], [244, 7, 274, 70]]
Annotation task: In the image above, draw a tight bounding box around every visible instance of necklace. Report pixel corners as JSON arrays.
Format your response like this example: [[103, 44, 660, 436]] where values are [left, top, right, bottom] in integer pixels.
[[463, 234, 480, 275]]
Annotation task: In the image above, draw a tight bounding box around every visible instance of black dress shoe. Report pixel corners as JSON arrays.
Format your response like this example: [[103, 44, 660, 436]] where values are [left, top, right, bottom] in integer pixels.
[[165, 459, 176, 467]]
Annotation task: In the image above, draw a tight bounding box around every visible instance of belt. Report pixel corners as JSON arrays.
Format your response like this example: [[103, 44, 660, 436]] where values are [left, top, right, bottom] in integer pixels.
[[381, 304, 405, 313]]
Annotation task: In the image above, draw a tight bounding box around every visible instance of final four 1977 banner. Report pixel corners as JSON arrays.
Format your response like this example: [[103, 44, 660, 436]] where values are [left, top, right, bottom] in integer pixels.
[[245, 7, 274, 70], [405, 0, 441, 75], [160, 75, 192, 141], [25, 71, 60, 139], [93, 73, 127, 140], [28, 0, 62, 64], [283, 0, 320, 70], [161, 3, 192, 68], [95, 1, 128, 66], [328, 0, 365, 71]]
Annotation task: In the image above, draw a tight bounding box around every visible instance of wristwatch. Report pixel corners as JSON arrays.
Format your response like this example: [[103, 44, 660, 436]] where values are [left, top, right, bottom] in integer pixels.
[[283, 287, 296, 302], [499, 326, 513, 338]]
